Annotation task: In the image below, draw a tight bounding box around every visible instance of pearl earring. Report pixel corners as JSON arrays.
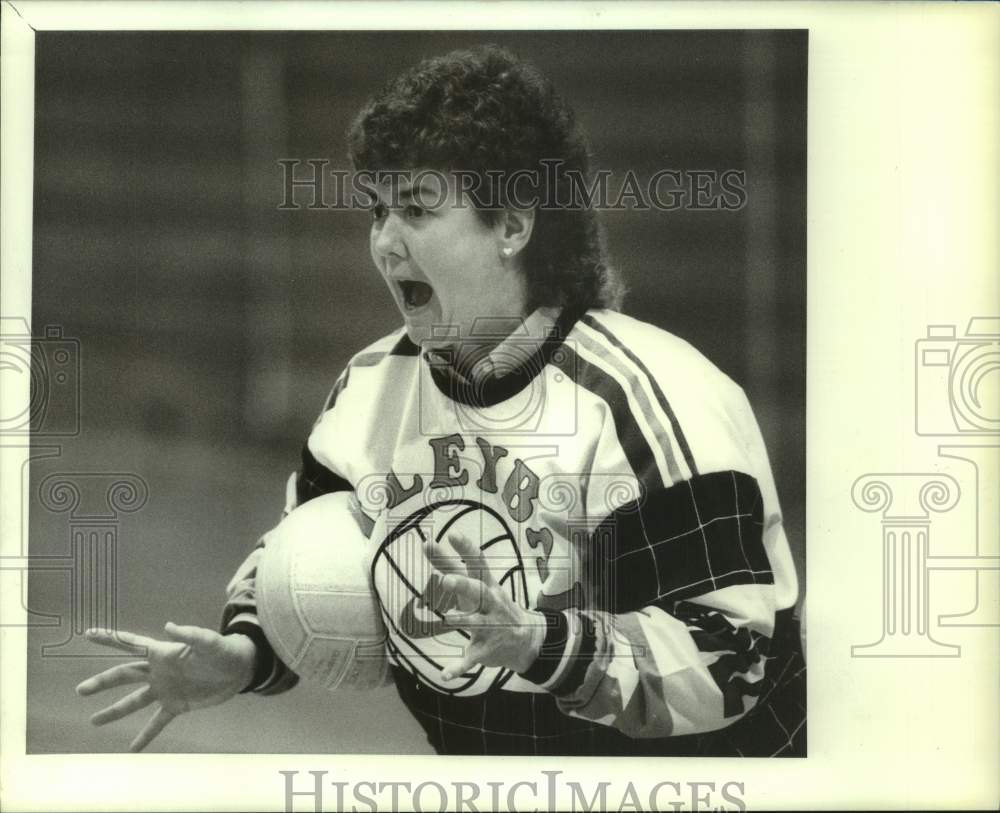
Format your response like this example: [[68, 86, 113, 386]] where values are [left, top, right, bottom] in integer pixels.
[[501, 247, 514, 258]]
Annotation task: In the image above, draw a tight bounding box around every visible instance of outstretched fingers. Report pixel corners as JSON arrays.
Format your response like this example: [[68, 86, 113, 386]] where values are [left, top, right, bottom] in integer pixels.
[[85, 628, 153, 656], [444, 572, 494, 615], [447, 531, 499, 588], [76, 661, 150, 696], [423, 539, 466, 577], [129, 706, 175, 753], [163, 621, 215, 650], [90, 685, 155, 726]]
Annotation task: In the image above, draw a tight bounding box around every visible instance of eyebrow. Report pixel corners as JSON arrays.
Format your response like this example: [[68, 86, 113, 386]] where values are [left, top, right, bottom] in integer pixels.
[[377, 182, 440, 206]]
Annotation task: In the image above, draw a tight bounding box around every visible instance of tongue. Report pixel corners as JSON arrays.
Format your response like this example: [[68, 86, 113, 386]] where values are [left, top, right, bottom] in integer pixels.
[[408, 281, 433, 308]]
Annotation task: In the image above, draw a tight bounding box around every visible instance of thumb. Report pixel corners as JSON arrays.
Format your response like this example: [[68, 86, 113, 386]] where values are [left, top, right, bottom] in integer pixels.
[[441, 644, 481, 682], [163, 621, 215, 650]]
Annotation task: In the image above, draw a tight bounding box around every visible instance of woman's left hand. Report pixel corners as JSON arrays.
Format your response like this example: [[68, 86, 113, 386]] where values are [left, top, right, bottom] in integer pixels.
[[423, 532, 545, 679]]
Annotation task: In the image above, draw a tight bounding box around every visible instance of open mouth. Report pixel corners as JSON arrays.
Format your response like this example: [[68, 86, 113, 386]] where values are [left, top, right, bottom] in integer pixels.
[[398, 280, 434, 311]]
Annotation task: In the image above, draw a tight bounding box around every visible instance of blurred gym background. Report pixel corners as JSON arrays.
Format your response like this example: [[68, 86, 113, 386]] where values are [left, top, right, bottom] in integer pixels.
[[26, 30, 806, 753]]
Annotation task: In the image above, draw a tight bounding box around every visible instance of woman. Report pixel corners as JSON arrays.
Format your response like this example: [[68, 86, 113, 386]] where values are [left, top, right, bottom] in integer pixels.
[[78, 44, 804, 756]]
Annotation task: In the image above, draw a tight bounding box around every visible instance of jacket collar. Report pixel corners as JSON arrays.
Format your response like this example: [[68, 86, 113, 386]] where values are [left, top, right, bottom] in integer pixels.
[[418, 305, 584, 408]]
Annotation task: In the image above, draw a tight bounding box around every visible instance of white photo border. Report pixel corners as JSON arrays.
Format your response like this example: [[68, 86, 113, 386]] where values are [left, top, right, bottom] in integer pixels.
[[2, 1, 998, 811]]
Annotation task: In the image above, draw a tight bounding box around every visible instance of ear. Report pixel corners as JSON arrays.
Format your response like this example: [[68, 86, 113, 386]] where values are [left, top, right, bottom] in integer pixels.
[[495, 207, 535, 259]]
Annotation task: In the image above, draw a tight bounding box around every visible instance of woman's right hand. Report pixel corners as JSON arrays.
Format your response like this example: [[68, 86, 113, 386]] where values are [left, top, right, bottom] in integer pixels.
[[76, 622, 257, 752]]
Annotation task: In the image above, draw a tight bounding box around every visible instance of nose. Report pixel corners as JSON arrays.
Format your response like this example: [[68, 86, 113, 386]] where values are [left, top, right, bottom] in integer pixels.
[[372, 212, 406, 261]]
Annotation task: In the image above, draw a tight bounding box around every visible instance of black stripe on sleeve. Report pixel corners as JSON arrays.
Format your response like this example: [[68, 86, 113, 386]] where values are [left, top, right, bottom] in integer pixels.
[[550, 611, 597, 697], [581, 314, 698, 476], [593, 470, 774, 612], [295, 443, 353, 506], [551, 344, 665, 494], [224, 620, 279, 693], [517, 609, 569, 685]]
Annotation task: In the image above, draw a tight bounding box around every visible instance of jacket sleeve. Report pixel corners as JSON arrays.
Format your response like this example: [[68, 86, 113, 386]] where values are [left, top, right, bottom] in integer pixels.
[[220, 371, 355, 695], [519, 384, 795, 738]]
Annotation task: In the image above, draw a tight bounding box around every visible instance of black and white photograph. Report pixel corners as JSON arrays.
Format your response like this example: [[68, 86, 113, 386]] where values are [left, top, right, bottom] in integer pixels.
[[24, 28, 806, 757], [1, 2, 996, 811]]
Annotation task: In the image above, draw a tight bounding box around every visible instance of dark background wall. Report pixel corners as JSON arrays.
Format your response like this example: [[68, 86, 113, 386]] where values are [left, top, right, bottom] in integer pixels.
[[28, 30, 806, 753]]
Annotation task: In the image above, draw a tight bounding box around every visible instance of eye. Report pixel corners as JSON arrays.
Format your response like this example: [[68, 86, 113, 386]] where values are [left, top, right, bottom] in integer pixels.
[[403, 204, 425, 220], [370, 203, 388, 222]]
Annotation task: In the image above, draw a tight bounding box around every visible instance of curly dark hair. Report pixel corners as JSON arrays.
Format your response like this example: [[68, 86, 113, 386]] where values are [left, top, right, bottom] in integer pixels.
[[347, 44, 624, 314]]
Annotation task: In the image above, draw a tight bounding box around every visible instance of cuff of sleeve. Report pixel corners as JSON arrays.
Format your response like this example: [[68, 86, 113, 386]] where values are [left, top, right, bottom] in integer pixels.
[[517, 609, 597, 696], [223, 619, 275, 694], [517, 609, 567, 685]]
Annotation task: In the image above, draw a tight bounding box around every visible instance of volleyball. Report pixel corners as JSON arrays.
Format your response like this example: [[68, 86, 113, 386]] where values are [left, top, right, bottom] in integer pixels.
[[256, 491, 388, 691], [371, 499, 528, 697]]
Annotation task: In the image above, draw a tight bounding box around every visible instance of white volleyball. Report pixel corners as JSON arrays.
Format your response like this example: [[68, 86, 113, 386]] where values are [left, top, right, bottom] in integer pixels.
[[257, 491, 388, 691]]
